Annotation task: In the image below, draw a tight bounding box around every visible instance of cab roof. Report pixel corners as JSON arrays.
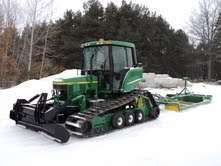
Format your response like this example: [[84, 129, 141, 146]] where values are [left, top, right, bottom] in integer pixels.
[[81, 39, 135, 48]]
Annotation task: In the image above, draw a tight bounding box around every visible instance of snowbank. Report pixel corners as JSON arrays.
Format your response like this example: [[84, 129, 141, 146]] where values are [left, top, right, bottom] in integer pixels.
[[216, 80, 221, 85], [140, 73, 188, 89], [10, 69, 80, 97]]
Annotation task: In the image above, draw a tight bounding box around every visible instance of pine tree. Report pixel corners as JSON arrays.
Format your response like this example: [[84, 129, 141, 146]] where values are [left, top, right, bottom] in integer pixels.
[[35, 0, 194, 79], [212, 13, 221, 79]]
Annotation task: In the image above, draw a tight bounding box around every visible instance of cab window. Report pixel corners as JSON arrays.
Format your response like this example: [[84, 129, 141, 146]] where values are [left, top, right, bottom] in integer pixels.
[[127, 47, 133, 67], [112, 46, 134, 73]]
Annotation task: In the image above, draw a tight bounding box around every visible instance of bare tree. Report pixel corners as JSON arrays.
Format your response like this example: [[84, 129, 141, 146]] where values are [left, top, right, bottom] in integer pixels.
[[189, 0, 221, 80], [25, 0, 54, 79], [39, 23, 50, 79], [39, 0, 54, 79], [27, 0, 37, 79], [0, 0, 19, 84]]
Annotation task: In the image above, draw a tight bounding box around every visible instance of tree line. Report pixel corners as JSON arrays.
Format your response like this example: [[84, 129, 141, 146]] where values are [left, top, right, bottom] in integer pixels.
[[1, 0, 221, 87]]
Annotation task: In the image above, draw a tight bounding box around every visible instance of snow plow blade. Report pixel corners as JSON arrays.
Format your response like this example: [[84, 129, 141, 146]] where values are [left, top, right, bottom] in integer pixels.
[[9, 93, 70, 143], [16, 121, 70, 143]]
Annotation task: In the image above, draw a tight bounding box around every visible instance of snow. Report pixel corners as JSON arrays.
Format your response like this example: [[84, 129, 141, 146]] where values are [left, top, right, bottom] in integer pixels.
[[0, 70, 221, 166], [141, 73, 188, 88]]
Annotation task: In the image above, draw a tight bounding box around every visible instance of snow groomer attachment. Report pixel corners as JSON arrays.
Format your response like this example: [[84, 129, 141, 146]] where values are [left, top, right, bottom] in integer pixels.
[[156, 77, 212, 112]]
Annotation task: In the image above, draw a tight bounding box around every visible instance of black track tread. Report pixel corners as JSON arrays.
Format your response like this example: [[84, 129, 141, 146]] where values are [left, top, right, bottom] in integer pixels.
[[69, 90, 149, 120], [66, 90, 158, 137], [86, 92, 137, 117]]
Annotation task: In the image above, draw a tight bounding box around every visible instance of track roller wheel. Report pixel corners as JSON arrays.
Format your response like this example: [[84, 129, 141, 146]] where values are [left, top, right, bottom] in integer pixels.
[[125, 111, 135, 126], [112, 113, 125, 129], [135, 110, 144, 123], [149, 106, 160, 119]]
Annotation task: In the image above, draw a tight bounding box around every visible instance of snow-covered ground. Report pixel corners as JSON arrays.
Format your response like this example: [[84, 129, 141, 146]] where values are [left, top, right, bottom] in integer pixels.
[[0, 70, 221, 166]]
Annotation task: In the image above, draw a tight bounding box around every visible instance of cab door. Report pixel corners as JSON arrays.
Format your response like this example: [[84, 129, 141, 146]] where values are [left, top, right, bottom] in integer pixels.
[[111, 46, 134, 91]]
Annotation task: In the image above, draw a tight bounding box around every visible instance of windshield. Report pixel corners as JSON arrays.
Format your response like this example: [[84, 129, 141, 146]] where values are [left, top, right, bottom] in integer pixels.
[[83, 46, 109, 71]]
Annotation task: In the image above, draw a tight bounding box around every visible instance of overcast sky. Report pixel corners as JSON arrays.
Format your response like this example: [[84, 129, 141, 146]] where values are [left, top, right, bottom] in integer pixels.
[[53, 0, 199, 31]]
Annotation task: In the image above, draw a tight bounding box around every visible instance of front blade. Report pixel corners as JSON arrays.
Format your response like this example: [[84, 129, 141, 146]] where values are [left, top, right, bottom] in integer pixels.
[[17, 121, 70, 143]]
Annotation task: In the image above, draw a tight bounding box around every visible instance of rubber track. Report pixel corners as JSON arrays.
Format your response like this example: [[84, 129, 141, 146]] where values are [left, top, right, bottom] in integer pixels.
[[66, 90, 156, 137], [74, 90, 142, 120]]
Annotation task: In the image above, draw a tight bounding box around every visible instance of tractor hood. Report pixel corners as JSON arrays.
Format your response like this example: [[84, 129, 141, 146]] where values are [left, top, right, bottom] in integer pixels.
[[53, 75, 98, 85], [53, 75, 98, 103]]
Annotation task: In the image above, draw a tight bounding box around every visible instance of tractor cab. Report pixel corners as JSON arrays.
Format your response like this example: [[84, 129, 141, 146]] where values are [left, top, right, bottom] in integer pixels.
[[81, 39, 143, 94]]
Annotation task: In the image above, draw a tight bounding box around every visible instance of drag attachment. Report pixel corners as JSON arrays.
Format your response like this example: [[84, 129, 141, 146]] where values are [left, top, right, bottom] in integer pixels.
[[10, 93, 70, 143], [161, 94, 212, 112], [155, 78, 212, 112]]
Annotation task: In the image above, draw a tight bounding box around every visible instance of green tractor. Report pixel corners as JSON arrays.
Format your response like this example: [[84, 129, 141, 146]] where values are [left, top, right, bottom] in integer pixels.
[[10, 39, 160, 143]]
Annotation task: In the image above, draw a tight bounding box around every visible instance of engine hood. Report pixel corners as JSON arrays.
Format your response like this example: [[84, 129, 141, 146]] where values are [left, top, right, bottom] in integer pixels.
[[53, 75, 98, 86]]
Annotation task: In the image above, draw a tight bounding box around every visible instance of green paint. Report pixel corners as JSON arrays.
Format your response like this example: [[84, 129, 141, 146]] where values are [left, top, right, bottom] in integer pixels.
[[91, 114, 113, 129], [157, 93, 212, 111], [120, 67, 143, 92], [71, 95, 86, 112], [53, 75, 98, 111]]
